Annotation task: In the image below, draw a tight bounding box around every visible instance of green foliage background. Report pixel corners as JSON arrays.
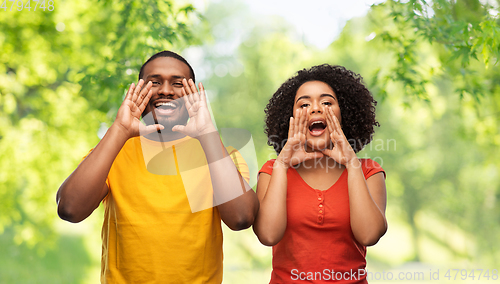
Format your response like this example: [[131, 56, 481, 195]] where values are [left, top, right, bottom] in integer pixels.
[[1, 0, 499, 283]]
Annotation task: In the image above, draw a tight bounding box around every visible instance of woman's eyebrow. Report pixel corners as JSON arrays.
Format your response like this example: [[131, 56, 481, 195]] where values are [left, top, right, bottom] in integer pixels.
[[296, 94, 335, 103], [320, 94, 336, 100], [295, 95, 310, 104]]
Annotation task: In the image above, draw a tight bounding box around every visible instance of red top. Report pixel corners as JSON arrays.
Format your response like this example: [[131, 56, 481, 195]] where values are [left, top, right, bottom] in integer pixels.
[[259, 159, 385, 284]]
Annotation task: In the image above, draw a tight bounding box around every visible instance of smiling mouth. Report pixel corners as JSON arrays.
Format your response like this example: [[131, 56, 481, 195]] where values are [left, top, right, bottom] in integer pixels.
[[309, 120, 326, 136], [154, 101, 178, 115]]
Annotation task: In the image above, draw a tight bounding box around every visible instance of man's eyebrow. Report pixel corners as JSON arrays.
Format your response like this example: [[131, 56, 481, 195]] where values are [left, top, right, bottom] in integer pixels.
[[145, 74, 162, 80], [171, 75, 185, 79], [145, 74, 186, 80]]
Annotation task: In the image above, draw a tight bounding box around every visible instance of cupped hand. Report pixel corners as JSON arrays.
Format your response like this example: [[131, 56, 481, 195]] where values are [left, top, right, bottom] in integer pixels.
[[321, 107, 357, 166], [276, 108, 324, 168], [114, 79, 164, 138], [171, 79, 216, 138]]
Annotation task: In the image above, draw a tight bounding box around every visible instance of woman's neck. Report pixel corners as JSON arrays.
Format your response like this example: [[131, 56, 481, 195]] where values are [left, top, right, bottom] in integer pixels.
[[297, 156, 345, 174]]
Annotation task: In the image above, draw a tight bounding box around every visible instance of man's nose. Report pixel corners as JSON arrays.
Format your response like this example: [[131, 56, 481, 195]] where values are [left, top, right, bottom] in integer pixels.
[[158, 83, 175, 97]]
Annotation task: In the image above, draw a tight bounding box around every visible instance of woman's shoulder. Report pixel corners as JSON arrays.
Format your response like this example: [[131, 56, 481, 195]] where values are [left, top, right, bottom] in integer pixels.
[[259, 159, 276, 175], [358, 158, 386, 179]]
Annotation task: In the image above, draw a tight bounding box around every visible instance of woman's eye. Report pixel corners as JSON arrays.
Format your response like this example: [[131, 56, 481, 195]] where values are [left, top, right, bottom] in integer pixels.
[[322, 102, 332, 106], [300, 104, 309, 108]]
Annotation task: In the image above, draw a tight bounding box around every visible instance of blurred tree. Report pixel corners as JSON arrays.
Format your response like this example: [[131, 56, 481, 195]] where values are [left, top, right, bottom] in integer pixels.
[[2, 0, 499, 282], [333, 3, 500, 265], [0, 0, 198, 258], [198, 0, 500, 269], [372, 0, 500, 102]]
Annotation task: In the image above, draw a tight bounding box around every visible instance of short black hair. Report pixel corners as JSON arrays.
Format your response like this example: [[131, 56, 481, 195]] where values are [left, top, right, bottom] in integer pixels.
[[138, 50, 195, 82], [264, 64, 379, 154]]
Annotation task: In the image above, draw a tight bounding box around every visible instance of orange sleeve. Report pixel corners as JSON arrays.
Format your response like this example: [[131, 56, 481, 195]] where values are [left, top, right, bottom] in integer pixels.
[[361, 158, 386, 179], [258, 159, 275, 176]]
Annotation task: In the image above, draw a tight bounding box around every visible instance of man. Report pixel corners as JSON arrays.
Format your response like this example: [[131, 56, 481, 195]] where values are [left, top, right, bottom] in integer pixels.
[[56, 51, 259, 283]]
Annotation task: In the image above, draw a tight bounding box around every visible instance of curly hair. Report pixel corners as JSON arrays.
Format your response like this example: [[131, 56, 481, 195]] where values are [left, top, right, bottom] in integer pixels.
[[264, 64, 379, 154]]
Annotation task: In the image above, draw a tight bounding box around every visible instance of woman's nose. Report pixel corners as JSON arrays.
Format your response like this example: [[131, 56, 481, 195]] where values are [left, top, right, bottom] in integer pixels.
[[310, 102, 322, 114]]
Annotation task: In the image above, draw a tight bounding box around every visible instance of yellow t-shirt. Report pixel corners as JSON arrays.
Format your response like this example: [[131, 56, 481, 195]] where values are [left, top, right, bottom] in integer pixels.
[[94, 136, 249, 283]]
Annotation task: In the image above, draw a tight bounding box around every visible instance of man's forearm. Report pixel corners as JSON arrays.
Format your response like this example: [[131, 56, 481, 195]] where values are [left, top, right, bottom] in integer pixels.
[[197, 131, 259, 230], [56, 123, 129, 223]]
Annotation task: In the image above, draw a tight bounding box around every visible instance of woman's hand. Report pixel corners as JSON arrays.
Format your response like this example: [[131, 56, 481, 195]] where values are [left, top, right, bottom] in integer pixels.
[[321, 107, 358, 167], [276, 108, 324, 168], [113, 79, 164, 138], [172, 78, 217, 138], [321, 107, 387, 245]]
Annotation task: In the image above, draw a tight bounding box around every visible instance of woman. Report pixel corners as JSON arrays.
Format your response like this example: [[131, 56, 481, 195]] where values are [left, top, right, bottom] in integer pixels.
[[253, 64, 387, 283]]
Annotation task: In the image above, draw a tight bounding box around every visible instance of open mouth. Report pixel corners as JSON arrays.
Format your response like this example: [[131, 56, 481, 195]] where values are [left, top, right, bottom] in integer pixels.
[[153, 101, 179, 116], [308, 120, 326, 136]]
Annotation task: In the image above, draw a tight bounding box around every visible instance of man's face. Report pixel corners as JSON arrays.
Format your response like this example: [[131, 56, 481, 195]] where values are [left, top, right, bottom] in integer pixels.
[[141, 56, 192, 131]]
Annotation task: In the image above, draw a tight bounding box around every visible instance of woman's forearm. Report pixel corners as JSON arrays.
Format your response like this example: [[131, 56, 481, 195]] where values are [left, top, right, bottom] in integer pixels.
[[253, 161, 289, 246], [346, 158, 387, 246]]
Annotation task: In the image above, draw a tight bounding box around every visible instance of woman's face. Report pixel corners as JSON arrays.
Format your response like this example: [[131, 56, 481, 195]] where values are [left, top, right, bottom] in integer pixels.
[[293, 80, 342, 150]]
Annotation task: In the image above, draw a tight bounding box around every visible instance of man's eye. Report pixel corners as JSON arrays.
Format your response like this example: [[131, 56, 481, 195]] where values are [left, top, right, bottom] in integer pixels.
[[173, 82, 183, 87], [151, 81, 160, 85]]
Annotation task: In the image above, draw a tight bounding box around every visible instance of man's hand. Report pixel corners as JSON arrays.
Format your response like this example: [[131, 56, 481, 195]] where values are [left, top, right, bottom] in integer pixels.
[[114, 79, 164, 139], [172, 79, 216, 138]]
